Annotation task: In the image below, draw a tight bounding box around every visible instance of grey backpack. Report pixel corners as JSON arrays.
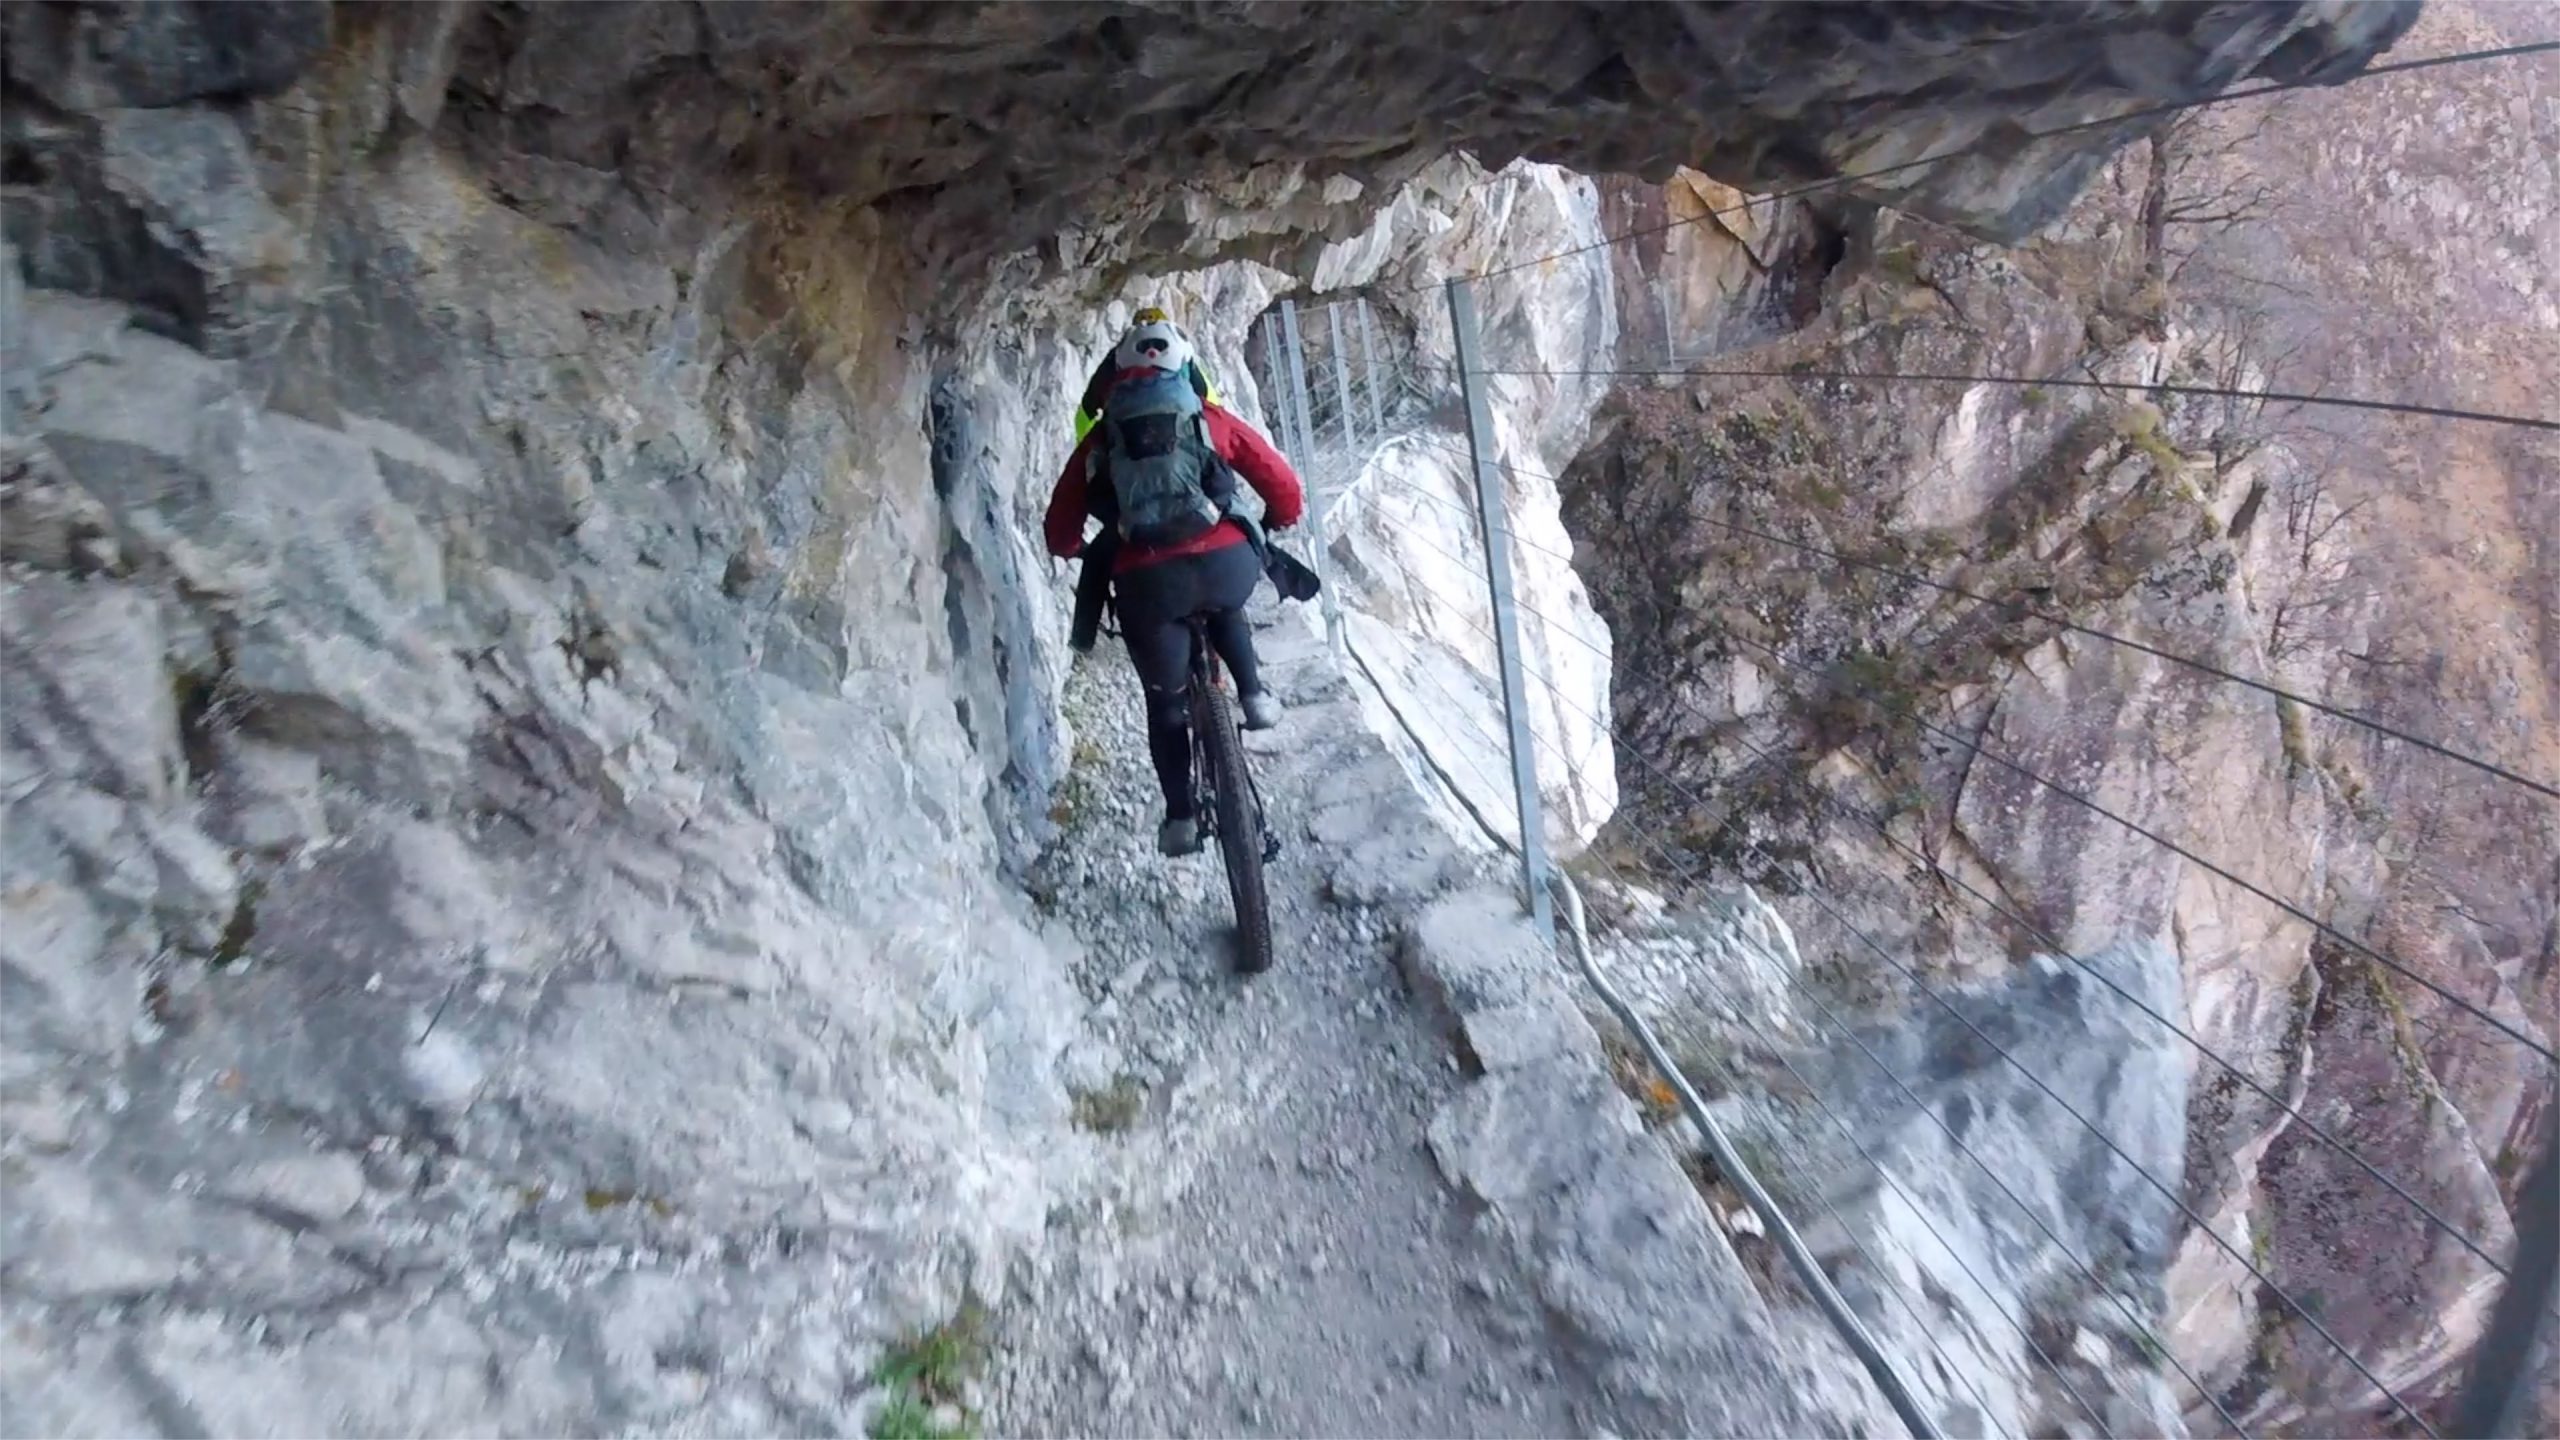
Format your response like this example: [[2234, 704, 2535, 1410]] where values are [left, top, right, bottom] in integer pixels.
[[1094, 368, 1224, 548]]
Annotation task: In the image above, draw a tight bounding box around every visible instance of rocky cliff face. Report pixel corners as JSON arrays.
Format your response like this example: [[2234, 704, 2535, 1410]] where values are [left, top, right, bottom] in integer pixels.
[[1276, 158, 1625, 854], [1, 1, 2429, 1432], [1557, 5, 2553, 1432]]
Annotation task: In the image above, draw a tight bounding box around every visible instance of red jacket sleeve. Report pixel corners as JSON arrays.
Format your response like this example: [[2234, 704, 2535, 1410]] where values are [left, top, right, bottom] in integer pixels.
[[1044, 433, 1100, 557], [1209, 407, 1304, 528]]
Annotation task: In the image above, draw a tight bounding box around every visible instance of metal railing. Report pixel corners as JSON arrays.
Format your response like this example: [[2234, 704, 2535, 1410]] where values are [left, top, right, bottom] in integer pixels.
[[1243, 255, 2558, 1439]]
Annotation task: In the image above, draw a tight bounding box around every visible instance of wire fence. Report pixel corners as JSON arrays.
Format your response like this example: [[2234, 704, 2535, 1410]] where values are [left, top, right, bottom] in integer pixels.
[[1248, 295, 1445, 508], [1238, 34, 2560, 1432]]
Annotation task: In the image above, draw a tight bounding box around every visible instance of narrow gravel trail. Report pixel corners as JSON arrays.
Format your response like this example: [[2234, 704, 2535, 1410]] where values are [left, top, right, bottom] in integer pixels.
[[988, 610, 1616, 1438]]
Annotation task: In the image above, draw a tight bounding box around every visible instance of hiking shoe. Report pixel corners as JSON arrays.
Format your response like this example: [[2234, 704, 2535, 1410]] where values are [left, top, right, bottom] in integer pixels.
[[1240, 690, 1284, 731], [1158, 814, 1204, 857]]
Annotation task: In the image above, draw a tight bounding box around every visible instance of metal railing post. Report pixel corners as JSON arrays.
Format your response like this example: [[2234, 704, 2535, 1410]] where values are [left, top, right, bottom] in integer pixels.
[[1327, 303, 1359, 453], [1278, 300, 1319, 472], [1446, 277, 1555, 938], [1277, 300, 1346, 652], [1358, 297, 1386, 436], [1260, 322, 1293, 454], [1549, 874, 1945, 1440]]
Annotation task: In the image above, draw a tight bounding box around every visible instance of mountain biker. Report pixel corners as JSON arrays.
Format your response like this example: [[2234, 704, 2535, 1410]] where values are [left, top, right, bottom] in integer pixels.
[[1074, 306, 1218, 444], [1064, 306, 1225, 653], [1045, 316, 1304, 857]]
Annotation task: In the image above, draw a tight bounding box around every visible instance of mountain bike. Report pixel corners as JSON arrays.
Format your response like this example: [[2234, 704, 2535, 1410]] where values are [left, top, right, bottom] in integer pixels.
[[1183, 611, 1279, 974]]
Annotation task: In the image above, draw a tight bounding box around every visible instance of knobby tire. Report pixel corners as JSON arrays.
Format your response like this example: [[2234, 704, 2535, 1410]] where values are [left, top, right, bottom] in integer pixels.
[[1197, 683, 1274, 975]]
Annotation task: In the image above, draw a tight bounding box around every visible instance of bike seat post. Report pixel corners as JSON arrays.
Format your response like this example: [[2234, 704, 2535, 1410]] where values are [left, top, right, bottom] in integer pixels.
[[1188, 614, 1222, 688]]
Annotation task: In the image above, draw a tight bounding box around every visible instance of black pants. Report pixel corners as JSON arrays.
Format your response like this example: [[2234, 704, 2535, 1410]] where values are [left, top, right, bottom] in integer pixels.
[[1114, 542, 1265, 817]]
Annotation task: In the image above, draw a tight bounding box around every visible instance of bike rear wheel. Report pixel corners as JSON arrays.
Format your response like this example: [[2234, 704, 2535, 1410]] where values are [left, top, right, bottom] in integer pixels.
[[1193, 680, 1274, 975]]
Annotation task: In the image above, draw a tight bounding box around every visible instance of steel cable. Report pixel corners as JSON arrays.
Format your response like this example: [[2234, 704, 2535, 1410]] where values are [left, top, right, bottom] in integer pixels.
[[1447, 41, 2560, 287], [1380, 516, 2529, 1273], [1386, 431, 2559, 801], [1450, 613, 2217, 1435]]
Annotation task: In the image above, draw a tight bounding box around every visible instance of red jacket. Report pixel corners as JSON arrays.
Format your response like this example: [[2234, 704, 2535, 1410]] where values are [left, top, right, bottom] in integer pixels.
[[1045, 401, 1305, 575]]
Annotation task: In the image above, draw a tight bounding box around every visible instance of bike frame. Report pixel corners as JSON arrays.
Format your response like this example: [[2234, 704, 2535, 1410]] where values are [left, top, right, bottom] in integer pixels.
[[1185, 617, 1279, 862]]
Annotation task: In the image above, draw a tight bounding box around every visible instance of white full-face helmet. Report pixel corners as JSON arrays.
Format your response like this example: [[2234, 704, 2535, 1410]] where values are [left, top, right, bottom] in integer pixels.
[[1112, 317, 1195, 377]]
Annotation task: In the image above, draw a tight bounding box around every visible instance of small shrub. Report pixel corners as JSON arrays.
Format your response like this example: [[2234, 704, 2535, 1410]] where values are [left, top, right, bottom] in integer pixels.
[[2496, 1137, 2527, 1184], [872, 1302, 987, 1439], [1070, 1076, 1145, 1134], [1696, 1127, 1811, 1220], [1048, 735, 1111, 829], [2362, 959, 2433, 1095], [1599, 1024, 1681, 1124], [2113, 404, 2185, 479], [1806, 648, 1923, 752], [1870, 244, 1925, 287], [2274, 696, 2312, 778]]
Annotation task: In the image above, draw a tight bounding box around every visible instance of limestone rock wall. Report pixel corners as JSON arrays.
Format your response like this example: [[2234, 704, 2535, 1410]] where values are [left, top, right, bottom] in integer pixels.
[[2, 89, 1094, 1440]]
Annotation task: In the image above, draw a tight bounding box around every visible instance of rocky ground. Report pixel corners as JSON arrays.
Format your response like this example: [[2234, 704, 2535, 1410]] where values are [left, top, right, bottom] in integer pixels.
[[985, 607, 1895, 1439], [987, 605, 1600, 1437]]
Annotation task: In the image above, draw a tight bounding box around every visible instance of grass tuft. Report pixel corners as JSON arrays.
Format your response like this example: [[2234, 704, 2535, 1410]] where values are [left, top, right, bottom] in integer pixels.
[[876, 1303, 985, 1406], [869, 1302, 987, 1439]]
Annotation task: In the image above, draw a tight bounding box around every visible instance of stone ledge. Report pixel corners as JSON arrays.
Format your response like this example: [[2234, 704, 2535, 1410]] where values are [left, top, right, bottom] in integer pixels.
[[1460, 993, 1599, 1074], [1399, 885, 1895, 1437], [1397, 887, 1551, 1019]]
